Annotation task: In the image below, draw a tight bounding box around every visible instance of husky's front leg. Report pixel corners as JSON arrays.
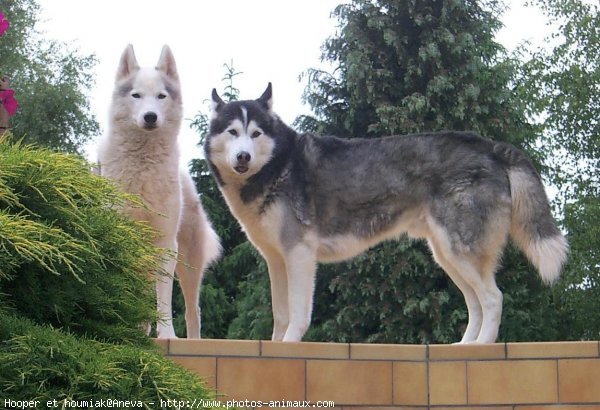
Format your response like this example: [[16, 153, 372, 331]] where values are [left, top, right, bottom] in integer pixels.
[[282, 243, 317, 342], [263, 249, 289, 341], [155, 250, 178, 339]]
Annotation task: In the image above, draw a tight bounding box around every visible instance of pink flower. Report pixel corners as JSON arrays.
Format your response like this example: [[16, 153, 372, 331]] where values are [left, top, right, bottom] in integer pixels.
[[0, 12, 9, 36], [0, 88, 19, 116]]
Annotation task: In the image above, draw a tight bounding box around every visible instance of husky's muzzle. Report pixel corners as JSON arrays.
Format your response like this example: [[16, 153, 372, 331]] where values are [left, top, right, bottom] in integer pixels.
[[143, 111, 158, 130], [234, 151, 251, 174]]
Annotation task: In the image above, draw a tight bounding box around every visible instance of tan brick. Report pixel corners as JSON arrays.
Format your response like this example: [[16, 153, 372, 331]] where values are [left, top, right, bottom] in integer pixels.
[[154, 338, 169, 354], [217, 357, 304, 401], [262, 341, 349, 359], [169, 338, 260, 356], [559, 359, 600, 402], [468, 360, 558, 404], [434, 407, 513, 410], [429, 343, 505, 361], [169, 356, 216, 389], [392, 362, 427, 405], [517, 406, 600, 410], [346, 407, 422, 410], [508, 341, 599, 359], [307, 360, 392, 405], [351, 343, 426, 361], [430, 361, 467, 405]]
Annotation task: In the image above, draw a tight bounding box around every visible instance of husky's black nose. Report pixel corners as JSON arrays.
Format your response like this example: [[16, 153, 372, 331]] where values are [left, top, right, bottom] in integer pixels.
[[237, 151, 251, 163], [144, 112, 158, 126], [235, 151, 251, 174]]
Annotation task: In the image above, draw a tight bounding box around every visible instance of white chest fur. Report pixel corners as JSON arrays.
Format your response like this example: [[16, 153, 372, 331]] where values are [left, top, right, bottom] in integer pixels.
[[219, 184, 286, 253]]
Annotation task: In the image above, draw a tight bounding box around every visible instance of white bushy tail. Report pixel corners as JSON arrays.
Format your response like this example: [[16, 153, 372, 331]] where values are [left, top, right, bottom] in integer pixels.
[[202, 216, 222, 268], [507, 168, 568, 284]]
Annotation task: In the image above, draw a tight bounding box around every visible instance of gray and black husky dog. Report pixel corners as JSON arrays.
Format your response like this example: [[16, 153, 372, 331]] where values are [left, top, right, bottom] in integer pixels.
[[205, 83, 568, 344]]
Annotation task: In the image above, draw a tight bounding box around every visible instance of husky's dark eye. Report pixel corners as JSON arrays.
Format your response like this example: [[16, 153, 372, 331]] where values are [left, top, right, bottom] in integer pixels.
[[228, 129, 238, 136], [157, 93, 167, 100], [131, 93, 141, 99], [251, 130, 262, 139]]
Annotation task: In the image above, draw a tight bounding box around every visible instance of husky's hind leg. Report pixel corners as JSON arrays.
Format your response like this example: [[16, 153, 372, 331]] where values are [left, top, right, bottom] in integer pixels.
[[173, 173, 221, 338], [175, 179, 221, 339], [175, 227, 203, 339], [428, 238, 483, 343], [437, 247, 503, 343], [453, 255, 503, 344], [428, 191, 511, 343], [447, 256, 502, 343], [428, 219, 506, 343]]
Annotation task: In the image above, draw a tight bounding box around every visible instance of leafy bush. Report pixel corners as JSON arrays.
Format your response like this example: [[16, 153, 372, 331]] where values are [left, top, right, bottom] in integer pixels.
[[0, 137, 160, 344], [0, 137, 220, 406], [0, 314, 217, 406]]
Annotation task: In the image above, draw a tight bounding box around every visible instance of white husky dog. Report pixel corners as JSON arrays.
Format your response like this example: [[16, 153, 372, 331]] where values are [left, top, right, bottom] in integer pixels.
[[98, 45, 220, 338]]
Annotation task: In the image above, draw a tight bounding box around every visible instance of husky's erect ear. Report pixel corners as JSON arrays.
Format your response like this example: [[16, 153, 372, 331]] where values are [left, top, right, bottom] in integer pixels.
[[156, 45, 178, 81], [257, 82, 273, 113], [116, 44, 139, 80], [210, 88, 225, 119]]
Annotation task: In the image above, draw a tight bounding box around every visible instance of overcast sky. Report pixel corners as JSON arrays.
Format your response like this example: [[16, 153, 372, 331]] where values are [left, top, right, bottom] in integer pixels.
[[35, 0, 549, 163]]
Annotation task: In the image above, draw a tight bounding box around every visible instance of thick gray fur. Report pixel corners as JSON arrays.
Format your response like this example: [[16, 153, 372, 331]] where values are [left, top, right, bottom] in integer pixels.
[[205, 85, 568, 343]]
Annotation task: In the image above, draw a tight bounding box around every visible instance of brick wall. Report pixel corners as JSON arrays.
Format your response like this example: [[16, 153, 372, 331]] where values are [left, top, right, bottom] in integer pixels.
[[157, 339, 600, 408]]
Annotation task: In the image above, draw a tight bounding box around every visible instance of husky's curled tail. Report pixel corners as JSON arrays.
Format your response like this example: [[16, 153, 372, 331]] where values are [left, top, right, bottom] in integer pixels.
[[496, 143, 569, 283]]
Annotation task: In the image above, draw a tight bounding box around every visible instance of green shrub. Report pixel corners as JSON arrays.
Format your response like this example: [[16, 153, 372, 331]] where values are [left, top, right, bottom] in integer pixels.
[[0, 137, 161, 344], [0, 137, 221, 406], [0, 314, 218, 407]]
